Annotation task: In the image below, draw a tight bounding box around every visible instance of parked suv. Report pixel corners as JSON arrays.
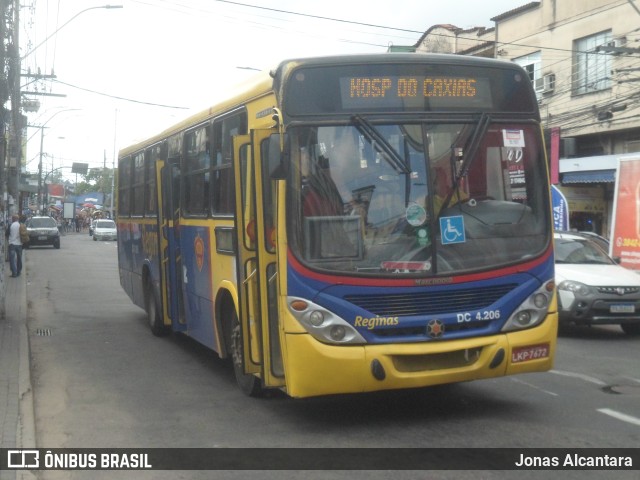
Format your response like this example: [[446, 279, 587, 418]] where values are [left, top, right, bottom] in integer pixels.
[[554, 231, 640, 335], [25, 216, 60, 249]]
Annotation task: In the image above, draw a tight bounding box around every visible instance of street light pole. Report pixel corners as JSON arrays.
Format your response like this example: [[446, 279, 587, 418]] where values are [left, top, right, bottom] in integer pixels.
[[37, 127, 46, 214], [21, 5, 123, 60], [33, 108, 81, 213], [111, 109, 117, 218]]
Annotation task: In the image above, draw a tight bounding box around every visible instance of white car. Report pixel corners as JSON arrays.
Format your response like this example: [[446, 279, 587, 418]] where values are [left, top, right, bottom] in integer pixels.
[[554, 231, 640, 335], [92, 219, 117, 241]]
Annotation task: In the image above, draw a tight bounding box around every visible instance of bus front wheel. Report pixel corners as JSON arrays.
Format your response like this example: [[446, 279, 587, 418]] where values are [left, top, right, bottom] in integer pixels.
[[145, 282, 170, 337], [227, 310, 262, 397]]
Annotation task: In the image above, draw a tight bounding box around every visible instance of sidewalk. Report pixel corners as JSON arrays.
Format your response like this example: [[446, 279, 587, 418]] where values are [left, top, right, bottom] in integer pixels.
[[1, 253, 36, 480]]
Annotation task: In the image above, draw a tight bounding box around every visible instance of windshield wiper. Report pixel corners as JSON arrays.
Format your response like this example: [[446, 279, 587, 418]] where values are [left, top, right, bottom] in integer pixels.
[[441, 113, 491, 211], [351, 115, 411, 174]]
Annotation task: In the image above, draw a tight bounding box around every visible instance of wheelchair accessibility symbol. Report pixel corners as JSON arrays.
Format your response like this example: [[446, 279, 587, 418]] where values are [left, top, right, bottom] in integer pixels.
[[440, 215, 466, 245]]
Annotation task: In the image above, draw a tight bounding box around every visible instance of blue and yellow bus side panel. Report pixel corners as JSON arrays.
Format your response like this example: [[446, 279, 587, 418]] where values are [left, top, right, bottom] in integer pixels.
[[174, 220, 236, 353], [117, 218, 162, 313]]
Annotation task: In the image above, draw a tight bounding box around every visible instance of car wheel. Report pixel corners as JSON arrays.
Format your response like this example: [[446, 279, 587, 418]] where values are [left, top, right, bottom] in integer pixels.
[[53, 239, 60, 249], [620, 323, 640, 336], [93, 236, 97, 241]]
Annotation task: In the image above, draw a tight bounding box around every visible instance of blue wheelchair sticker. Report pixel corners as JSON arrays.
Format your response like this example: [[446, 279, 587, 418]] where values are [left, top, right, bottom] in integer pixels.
[[440, 215, 466, 245]]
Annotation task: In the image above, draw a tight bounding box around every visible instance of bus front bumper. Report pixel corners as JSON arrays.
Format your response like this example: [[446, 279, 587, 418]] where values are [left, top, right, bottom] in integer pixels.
[[282, 313, 557, 398]]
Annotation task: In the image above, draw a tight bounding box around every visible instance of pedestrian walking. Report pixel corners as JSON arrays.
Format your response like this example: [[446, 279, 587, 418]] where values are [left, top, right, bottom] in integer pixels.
[[6, 214, 23, 277]]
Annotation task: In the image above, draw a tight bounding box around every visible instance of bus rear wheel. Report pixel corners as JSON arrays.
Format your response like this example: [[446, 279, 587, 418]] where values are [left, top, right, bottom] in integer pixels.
[[227, 310, 262, 397], [145, 282, 170, 337]]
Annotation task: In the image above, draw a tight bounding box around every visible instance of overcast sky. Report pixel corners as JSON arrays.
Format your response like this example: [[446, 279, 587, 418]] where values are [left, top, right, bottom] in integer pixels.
[[19, 0, 526, 181]]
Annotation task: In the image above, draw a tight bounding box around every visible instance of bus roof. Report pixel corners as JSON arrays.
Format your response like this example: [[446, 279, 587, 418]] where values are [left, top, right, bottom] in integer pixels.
[[119, 53, 532, 157], [119, 70, 275, 157]]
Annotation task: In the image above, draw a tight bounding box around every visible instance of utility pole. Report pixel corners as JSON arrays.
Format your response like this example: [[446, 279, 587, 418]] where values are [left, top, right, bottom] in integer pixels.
[[7, 0, 21, 213], [0, 0, 20, 316], [1, 0, 9, 220]]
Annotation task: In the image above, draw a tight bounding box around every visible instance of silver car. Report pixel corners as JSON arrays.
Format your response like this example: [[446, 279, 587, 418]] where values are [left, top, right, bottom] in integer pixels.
[[555, 231, 640, 335]]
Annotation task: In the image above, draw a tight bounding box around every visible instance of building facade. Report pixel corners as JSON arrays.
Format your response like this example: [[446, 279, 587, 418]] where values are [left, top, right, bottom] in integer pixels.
[[403, 0, 640, 238]]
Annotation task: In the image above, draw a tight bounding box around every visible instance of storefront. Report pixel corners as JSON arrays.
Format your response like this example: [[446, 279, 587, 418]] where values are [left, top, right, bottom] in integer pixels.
[[557, 153, 640, 238], [556, 184, 608, 234]]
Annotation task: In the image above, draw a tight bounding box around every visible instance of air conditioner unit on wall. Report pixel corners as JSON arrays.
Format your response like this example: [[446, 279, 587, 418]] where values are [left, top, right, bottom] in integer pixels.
[[542, 73, 555, 93], [535, 73, 555, 93], [607, 37, 627, 48]]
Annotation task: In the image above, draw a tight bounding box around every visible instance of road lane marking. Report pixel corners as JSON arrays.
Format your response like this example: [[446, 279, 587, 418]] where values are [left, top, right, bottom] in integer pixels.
[[550, 369, 607, 386], [621, 375, 640, 384], [597, 408, 640, 427], [510, 377, 558, 396]]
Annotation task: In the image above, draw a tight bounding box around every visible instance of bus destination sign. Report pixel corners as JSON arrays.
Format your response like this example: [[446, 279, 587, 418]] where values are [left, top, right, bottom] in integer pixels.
[[340, 76, 493, 110]]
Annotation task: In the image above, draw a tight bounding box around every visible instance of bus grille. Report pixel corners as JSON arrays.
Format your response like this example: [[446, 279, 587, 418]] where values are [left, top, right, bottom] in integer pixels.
[[344, 284, 517, 317]]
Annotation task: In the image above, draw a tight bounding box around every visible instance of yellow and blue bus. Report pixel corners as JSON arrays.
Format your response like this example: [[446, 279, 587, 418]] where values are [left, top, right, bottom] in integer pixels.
[[117, 54, 557, 398]]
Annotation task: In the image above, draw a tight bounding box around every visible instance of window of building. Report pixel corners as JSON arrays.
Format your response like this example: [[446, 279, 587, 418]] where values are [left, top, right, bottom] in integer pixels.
[[574, 30, 612, 95], [513, 52, 541, 88]]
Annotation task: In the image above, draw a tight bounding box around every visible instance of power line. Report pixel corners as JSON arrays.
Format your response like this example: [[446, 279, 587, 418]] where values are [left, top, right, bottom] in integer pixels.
[[52, 79, 190, 109], [208, 0, 424, 34]]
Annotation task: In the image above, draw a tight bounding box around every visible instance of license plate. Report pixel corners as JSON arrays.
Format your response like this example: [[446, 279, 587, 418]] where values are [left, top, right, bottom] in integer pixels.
[[610, 304, 635, 313], [511, 343, 550, 363], [38, 236, 47, 240]]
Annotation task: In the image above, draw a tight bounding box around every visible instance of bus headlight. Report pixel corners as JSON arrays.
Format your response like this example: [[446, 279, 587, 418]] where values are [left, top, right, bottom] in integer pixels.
[[288, 297, 366, 345], [502, 281, 554, 332]]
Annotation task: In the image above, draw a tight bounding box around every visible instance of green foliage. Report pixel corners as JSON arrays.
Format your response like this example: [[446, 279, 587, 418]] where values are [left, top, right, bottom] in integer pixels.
[[75, 167, 117, 195]]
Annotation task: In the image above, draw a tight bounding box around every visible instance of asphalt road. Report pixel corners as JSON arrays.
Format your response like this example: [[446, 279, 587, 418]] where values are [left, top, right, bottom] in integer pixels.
[[22, 231, 640, 480]]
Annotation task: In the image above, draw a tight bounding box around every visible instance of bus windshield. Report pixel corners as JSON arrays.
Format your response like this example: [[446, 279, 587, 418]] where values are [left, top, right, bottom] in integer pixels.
[[290, 120, 549, 276]]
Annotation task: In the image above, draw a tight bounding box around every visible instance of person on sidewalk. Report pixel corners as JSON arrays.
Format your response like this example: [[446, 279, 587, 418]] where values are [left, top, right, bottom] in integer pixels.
[[6, 214, 23, 277]]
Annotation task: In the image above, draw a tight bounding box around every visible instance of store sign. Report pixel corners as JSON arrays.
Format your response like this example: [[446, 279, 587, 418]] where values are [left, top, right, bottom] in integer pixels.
[[556, 185, 605, 213], [610, 156, 640, 269], [551, 185, 569, 231]]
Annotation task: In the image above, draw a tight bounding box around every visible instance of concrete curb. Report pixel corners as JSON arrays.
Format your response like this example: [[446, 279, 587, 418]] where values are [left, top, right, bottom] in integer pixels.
[[16, 256, 37, 480]]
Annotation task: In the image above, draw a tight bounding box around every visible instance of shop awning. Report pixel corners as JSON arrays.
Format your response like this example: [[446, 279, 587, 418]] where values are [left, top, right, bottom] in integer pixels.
[[561, 170, 616, 184]]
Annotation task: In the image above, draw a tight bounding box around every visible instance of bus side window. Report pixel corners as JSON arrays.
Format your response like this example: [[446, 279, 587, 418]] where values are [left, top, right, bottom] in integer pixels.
[[118, 155, 132, 217], [183, 125, 211, 216], [145, 145, 161, 216], [212, 111, 247, 215], [167, 134, 182, 219], [132, 151, 145, 216]]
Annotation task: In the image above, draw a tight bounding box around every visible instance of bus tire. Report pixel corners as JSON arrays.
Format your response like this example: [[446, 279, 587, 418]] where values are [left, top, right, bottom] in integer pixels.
[[146, 282, 170, 337], [227, 310, 262, 397]]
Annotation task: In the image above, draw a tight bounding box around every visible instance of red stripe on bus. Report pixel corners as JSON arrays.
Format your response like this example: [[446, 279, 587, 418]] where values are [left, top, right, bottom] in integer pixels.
[[287, 246, 553, 287]]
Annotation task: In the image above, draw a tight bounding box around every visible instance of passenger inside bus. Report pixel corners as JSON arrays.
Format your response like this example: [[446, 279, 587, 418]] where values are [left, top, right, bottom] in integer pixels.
[[299, 129, 368, 260], [301, 148, 343, 217], [430, 166, 468, 216]]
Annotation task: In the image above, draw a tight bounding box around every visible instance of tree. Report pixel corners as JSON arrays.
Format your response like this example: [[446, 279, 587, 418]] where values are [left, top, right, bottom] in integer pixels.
[[75, 167, 116, 196]]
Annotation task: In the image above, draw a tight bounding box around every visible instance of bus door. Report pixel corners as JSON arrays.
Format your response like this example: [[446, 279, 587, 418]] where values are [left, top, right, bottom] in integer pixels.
[[233, 130, 285, 389], [159, 160, 187, 332]]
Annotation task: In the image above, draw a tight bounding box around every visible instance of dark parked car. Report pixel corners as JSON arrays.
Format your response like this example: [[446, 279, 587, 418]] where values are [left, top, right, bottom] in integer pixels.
[[25, 216, 60, 249]]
